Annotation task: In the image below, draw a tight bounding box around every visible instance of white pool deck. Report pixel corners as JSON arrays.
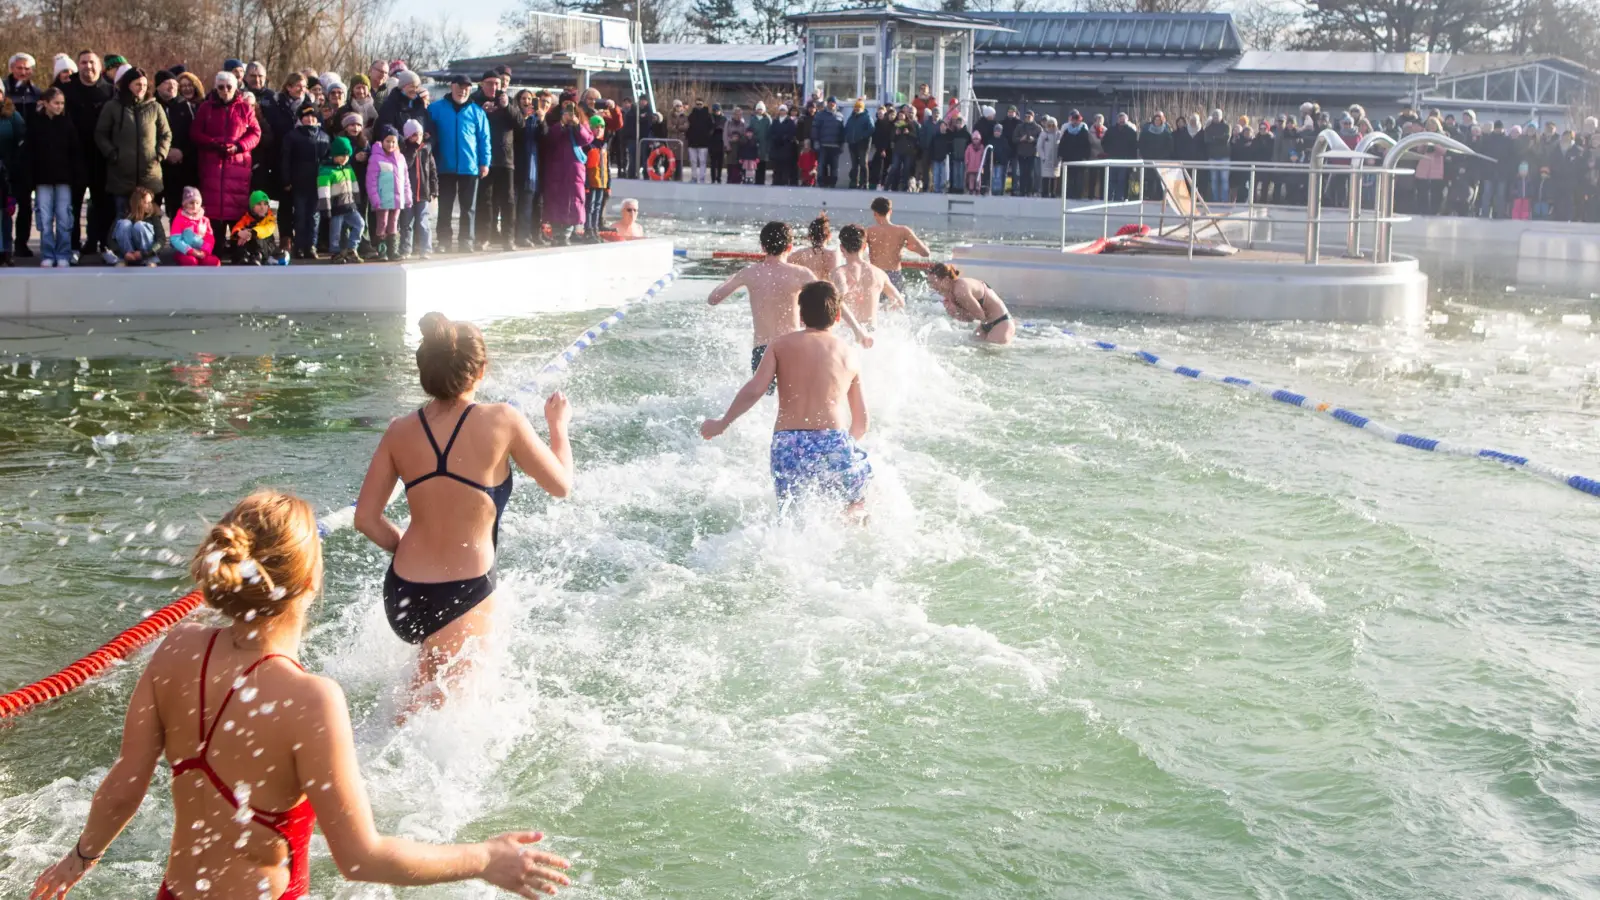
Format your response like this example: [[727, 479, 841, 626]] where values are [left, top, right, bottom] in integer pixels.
[[0, 239, 676, 320]]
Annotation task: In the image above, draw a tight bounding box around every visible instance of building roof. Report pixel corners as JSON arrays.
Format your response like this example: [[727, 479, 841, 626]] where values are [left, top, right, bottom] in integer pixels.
[[1231, 51, 1436, 74], [786, 4, 1012, 32], [972, 12, 1241, 57], [639, 43, 797, 64]]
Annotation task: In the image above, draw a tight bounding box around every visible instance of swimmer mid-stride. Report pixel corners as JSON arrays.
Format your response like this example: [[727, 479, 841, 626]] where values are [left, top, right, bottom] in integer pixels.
[[788, 214, 844, 281], [927, 262, 1015, 345], [864, 196, 929, 292], [833, 224, 904, 330], [702, 281, 872, 516], [709, 222, 871, 381]]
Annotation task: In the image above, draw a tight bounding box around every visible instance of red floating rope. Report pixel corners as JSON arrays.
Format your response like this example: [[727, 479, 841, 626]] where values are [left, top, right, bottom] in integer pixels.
[[0, 590, 205, 718]]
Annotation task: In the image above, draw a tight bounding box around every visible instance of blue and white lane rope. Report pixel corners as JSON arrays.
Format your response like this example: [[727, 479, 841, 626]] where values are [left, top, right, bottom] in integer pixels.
[[316, 269, 680, 536], [1021, 322, 1600, 501]]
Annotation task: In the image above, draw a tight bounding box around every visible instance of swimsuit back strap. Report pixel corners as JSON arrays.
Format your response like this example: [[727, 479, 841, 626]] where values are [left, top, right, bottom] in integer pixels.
[[196, 630, 221, 743], [200, 652, 307, 750], [416, 408, 443, 458], [438, 404, 475, 467]]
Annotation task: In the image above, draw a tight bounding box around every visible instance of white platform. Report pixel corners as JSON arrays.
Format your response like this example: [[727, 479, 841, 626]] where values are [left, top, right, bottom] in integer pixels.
[[0, 239, 676, 320], [951, 243, 1429, 323]]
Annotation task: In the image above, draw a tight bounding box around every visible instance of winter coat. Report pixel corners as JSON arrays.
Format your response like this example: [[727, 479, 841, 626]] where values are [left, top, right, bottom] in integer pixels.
[[540, 121, 592, 227], [769, 117, 797, 162], [280, 122, 330, 193], [843, 109, 873, 144], [947, 125, 971, 162], [1228, 133, 1256, 168], [1271, 126, 1297, 163], [378, 89, 431, 139], [95, 96, 173, 195], [930, 127, 952, 162], [1102, 122, 1138, 160], [686, 106, 715, 148], [364, 142, 413, 210], [1013, 120, 1042, 158], [317, 159, 359, 215], [171, 209, 215, 257], [1140, 123, 1173, 160], [4, 76, 39, 125], [230, 208, 274, 251], [165, 97, 200, 166], [1000, 114, 1021, 152], [872, 114, 895, 152], [1059, 122, 1091, 163], [666, 108, 689, 145], [428, 96, 492, 175], [1480, 130, 1516, 179], [964, 140, 985, 172], [723, 116, 748, 153], [1413, 144, 1446, 181], [1173, 127, 1201, 161], [62, 77, 115, 161], [918, 115, 939, 155], [1037, 127, 1061, 172], [28, 111, 84, 186], [519, 115, 545, 193], [812, 108, 844, 147], [402, 136, 439, 203], [752, 114, 772, 160], [191, 91, 262, 223], [1201, 120, 1230, 158], [0, 110, 23, 177], [892, 119, 918, 157], [262, 90, 303, 143]]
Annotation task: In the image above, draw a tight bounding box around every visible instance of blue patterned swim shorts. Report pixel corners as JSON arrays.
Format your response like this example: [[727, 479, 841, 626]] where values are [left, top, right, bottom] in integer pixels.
[[770, 429, 872, 505]]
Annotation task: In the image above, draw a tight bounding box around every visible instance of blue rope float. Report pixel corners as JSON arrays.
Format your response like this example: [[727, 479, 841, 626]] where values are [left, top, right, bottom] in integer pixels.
[[1020, 321, 1600, 501]]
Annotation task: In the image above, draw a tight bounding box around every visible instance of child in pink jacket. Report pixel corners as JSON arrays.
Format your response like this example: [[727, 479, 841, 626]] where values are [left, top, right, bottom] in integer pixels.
[[170, 187, 219, 266], [363, 125, 413, 261], [964, 133, 985, 195]]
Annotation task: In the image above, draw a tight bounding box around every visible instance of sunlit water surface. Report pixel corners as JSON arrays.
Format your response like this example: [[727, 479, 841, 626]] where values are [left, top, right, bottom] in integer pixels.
[[1, 217, 1599, 899]]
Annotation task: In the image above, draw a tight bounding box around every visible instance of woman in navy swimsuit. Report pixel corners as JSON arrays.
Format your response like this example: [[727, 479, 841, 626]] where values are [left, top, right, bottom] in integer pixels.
[[356, 312, 574, 716]]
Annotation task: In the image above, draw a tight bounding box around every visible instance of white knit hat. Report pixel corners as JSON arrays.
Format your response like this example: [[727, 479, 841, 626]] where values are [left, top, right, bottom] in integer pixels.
[[320, 71, 341, 90], [403, 119, 423, 139], [53, 53, 76, 78], [113, 64, 132, 84]]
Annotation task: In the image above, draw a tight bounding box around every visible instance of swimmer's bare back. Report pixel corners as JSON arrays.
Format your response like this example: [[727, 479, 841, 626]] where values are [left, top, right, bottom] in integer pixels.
[[768, 329, 863, 434], [707, 257, 814, 347], [832, 257, 904, 328], [865, 223, 929, 272], [789, 246, 843, 282]]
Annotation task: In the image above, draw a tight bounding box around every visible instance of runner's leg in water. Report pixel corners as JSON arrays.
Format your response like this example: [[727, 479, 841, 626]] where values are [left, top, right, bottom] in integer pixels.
[[407, 595, 497, 720]]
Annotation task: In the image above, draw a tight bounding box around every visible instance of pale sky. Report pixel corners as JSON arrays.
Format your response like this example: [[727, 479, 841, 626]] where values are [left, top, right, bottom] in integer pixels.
[[392, 0, 508, 58]]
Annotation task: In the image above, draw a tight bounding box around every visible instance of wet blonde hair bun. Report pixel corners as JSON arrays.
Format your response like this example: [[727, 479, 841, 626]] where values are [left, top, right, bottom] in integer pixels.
[[191, 491, 321, 621], [416, 312, 487, 400]]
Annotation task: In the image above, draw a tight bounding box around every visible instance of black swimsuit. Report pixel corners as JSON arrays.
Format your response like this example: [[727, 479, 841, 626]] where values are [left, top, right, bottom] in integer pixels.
[[382, 404, 514, 645], [971, 280, 1011, 334]]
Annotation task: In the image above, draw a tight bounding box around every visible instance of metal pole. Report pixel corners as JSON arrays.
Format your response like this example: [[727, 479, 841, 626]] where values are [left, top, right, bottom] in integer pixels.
[[1187, 165, 1196, 261], [1346, 168, 1360, 258], [1247, 164, 1257, 249], [1307, 169, 1322, 265], [1060, 165, 1068, 249], [1376, 170, 1393, 264], [1102, 163, 1110, 241]]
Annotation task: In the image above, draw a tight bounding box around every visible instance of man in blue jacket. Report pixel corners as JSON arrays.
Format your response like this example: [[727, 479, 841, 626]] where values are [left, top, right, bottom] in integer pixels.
[[811, 97, 844, 188], [428, 73, 491, 253]]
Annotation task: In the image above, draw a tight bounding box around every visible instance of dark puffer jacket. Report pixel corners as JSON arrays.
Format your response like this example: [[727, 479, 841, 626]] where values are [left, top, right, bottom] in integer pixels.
[[95, 95, 173, 195]]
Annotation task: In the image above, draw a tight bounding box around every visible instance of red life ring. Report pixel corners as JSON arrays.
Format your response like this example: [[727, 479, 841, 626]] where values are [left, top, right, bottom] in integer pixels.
[[647, 146, 677, 181]]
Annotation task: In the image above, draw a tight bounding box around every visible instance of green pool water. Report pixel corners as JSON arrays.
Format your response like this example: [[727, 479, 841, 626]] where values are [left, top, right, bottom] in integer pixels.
[[1, 225, 1599, 899]]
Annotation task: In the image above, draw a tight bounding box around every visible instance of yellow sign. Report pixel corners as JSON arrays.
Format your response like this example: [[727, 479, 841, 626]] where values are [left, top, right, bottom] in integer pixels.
[[1403, 53, 1429, 75]]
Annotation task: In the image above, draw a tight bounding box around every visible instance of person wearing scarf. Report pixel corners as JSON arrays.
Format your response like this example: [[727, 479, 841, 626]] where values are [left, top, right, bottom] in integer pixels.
[[1140, 111, 1173, 202], [1059, 111, 1090, 199]]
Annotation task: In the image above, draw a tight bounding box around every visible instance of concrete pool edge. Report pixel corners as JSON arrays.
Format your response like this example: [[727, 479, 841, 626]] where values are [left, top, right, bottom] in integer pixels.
[[0, 238, 676, 320]]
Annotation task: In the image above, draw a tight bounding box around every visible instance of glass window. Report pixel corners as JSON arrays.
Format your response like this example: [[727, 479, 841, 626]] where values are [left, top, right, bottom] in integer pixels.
[[862, 34, 875, 46], [815, 49, 859, 100], [914, 36, 934, 51], [838, 34, 858, 48], [863, 51, 878, 99], [943, 38, 963, 98], [812, 33, 836, 49]]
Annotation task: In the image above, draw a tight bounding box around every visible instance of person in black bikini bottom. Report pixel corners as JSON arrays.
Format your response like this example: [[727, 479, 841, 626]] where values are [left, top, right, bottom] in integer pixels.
[[926, 261, 1016, 345], [356, 312, 574, 715]]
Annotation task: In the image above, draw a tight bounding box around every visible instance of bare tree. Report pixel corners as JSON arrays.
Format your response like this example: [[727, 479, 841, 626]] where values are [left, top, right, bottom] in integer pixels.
[[366, 15, 473, 72], [1232, 0, 1300, 49], [1291, 0, 1513, 52]]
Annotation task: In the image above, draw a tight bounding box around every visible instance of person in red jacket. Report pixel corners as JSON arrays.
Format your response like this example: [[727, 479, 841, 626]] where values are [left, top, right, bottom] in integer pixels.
[[191, 72, 262, 230]]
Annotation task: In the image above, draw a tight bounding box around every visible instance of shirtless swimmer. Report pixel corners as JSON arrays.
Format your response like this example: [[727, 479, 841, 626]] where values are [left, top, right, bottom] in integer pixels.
[[709, 222, 872, 395], [832, 223, 903, 330], [864, 196, 929, 292], [927, 261, 1016, 345], [788, 214, 844, 281], [701, 280, 872, 515]]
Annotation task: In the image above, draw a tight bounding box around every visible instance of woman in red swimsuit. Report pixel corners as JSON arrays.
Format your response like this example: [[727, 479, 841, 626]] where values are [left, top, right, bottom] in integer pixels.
[[31, 491, 572, 900]]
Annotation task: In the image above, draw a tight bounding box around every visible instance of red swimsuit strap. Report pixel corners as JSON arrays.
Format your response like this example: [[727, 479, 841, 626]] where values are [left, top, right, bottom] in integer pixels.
[[169, 630, 316, 898]]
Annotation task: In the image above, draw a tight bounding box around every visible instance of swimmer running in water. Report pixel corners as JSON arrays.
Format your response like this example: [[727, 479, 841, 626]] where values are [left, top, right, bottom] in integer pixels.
[[864, 196, 929, 292], [832, 223, 904, 330], [701, 281, 871, 516], [787, 213, 843, 281], [927, 262, 1016, 345], [709, 222, 870, 393], [355, 313, 574, 719], [32, 491, 572, 900]]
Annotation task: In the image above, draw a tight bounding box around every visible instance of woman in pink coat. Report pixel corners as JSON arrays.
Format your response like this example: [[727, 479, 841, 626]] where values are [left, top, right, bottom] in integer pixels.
[[539, 101, 592, 245], [191, 72, 261, 227]]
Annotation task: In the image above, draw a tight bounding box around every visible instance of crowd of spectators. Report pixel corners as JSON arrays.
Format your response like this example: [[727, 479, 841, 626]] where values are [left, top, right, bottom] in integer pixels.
[[613, 83, 1600, 224], [0, 50, 635, 267]]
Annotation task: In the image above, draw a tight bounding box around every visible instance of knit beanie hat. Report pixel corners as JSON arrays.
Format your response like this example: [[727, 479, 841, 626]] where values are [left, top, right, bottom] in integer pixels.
[[395, 69, 421, 88], [223, 57, 244, 71], [402, 119, 423, 139], [350, 73, 371, 89], [153, 69, 176, 88], [330, 135, 352, 157], [113, 64, 132, 84], [53, 54, 76, 78], [248, 190, 269, 207], [182, 186, 202, 206], [589, 114, 604, 129], [341, 112, 363, 128], [320, 71, 341, 90], [104, 54, 127, 68], [377, 123, 398, 139]]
